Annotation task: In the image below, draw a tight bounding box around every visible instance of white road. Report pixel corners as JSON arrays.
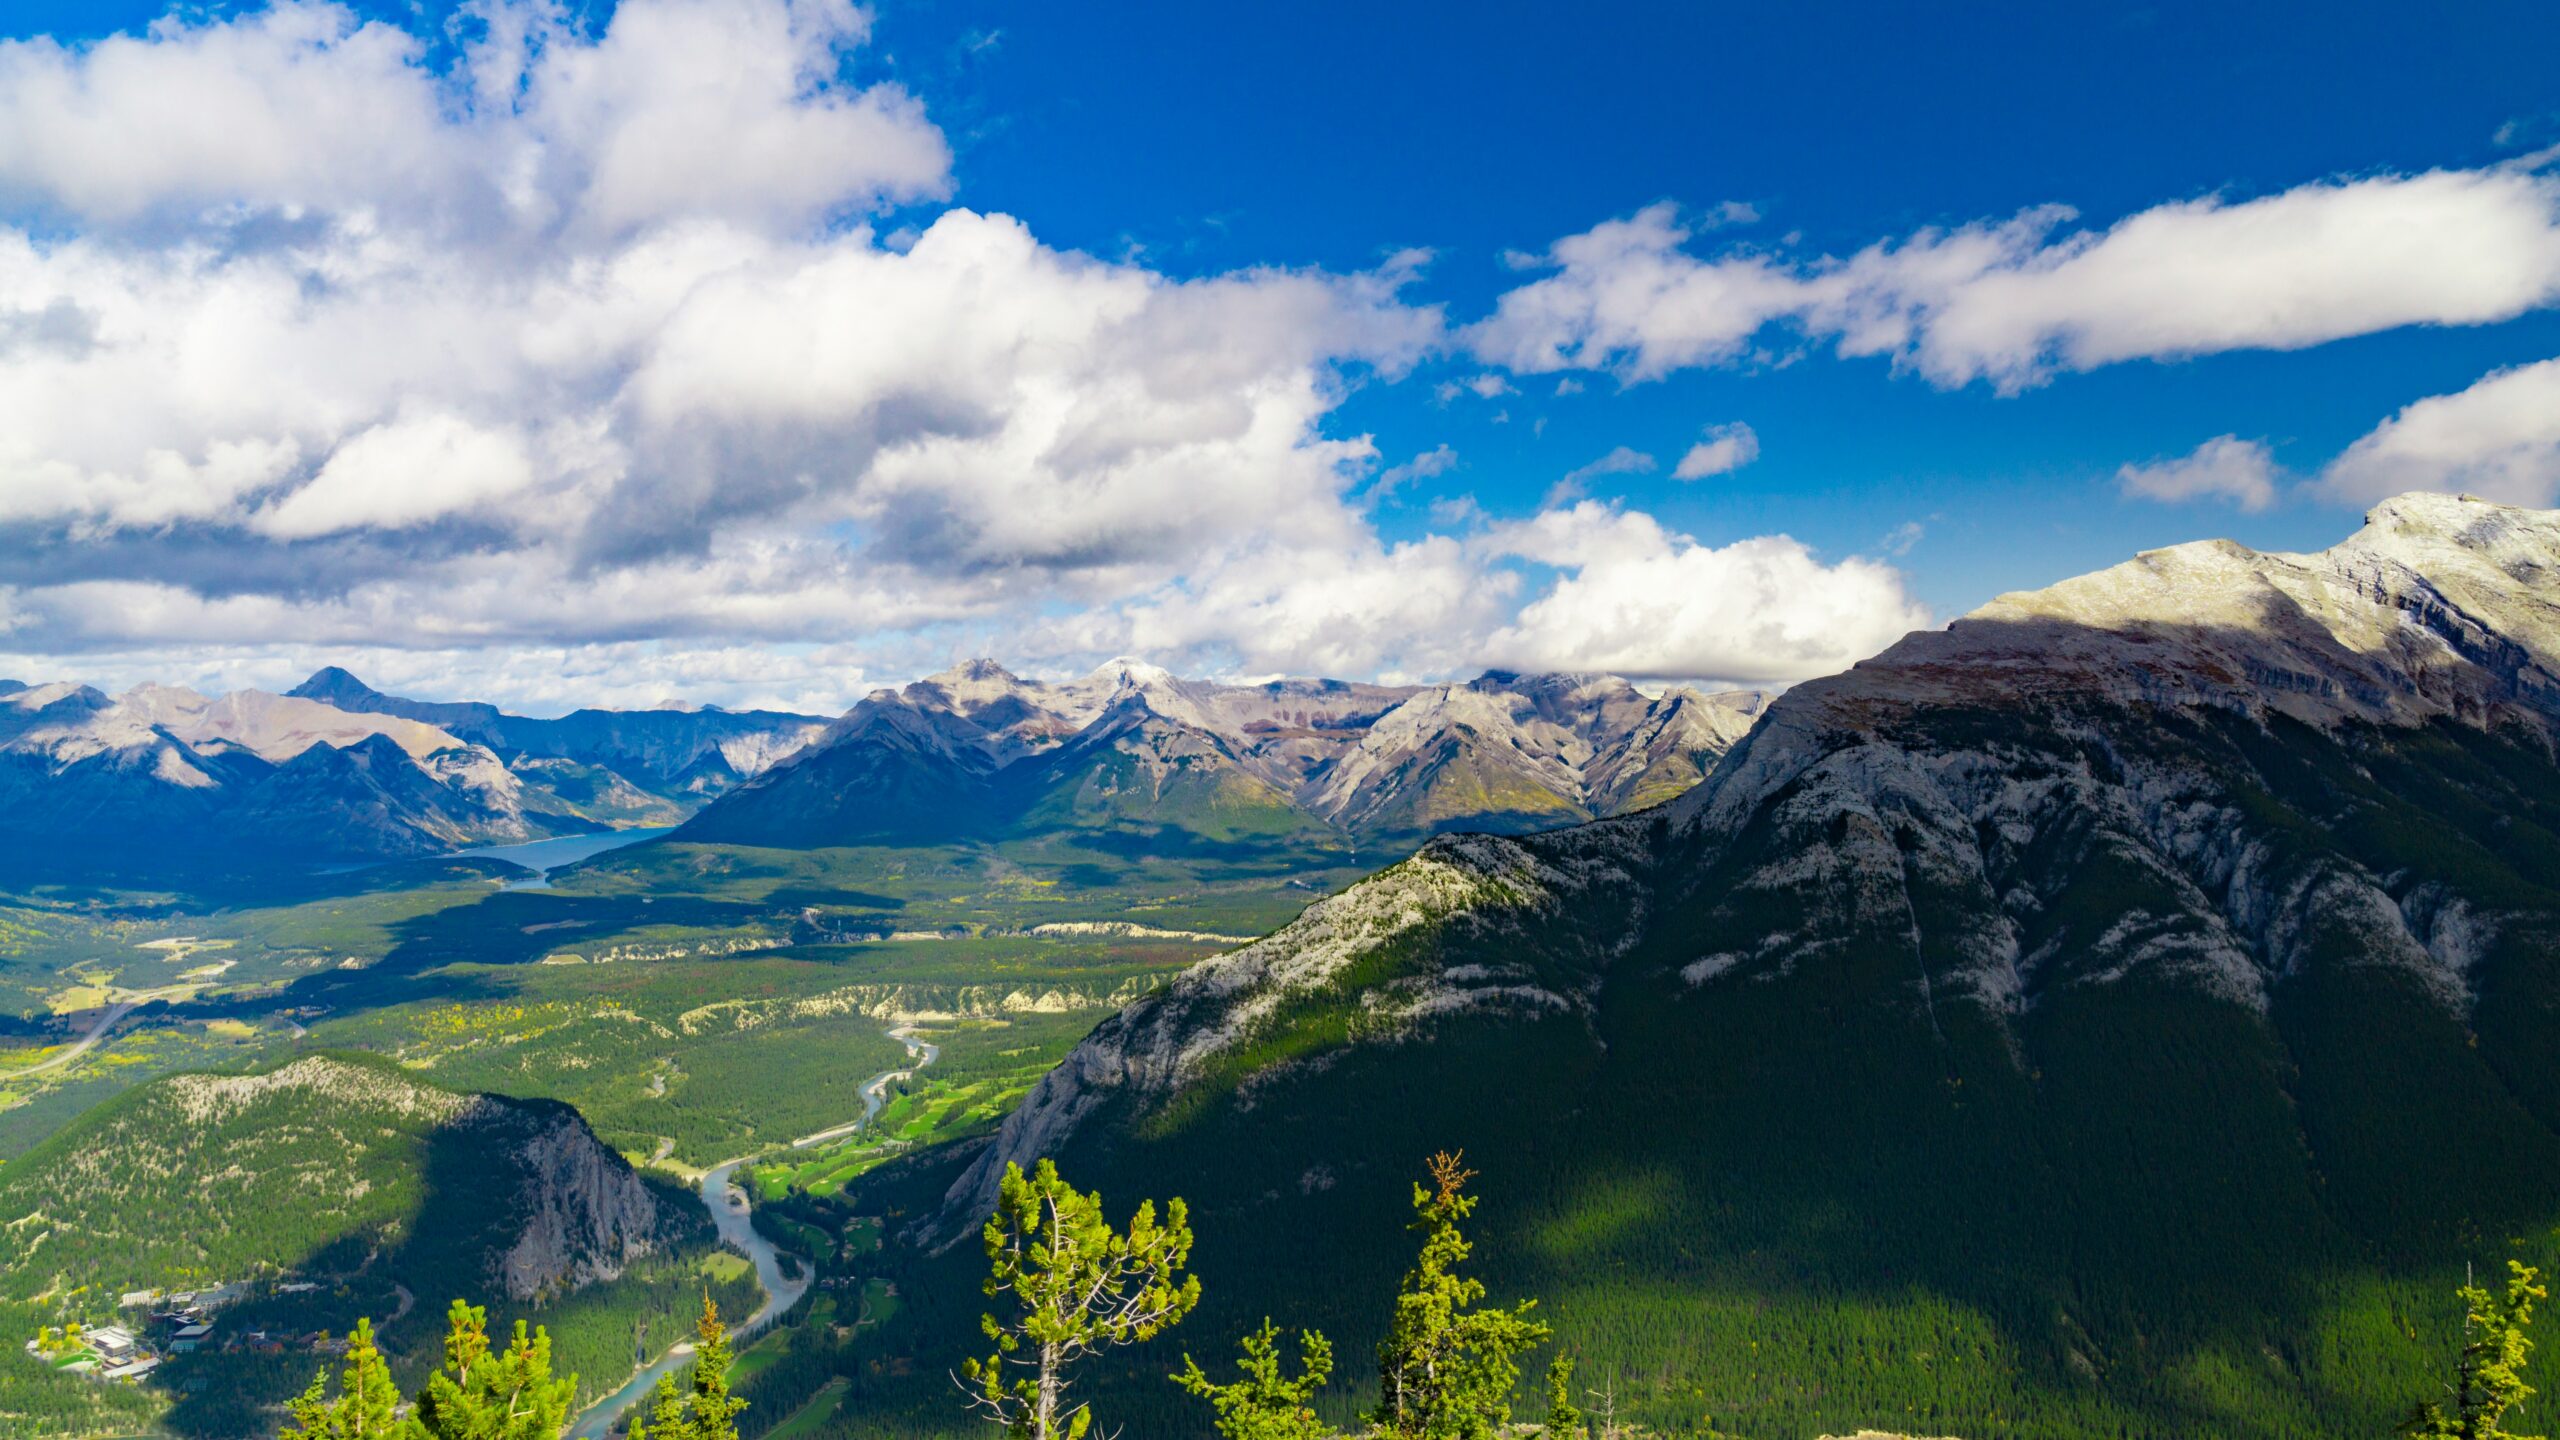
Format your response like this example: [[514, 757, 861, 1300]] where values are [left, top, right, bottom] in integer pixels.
[[5, 998, 144, 1079]]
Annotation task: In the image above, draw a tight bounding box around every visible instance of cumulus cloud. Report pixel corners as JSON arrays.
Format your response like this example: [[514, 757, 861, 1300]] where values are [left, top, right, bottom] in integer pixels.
[[257, 412, 539, 538], [1477, 503, 1931, 682], [1471, 204, 1802, 379], [2317, 357, 2560, 506], [0, 0, 948, 241], [1474, 167, 2560, 392], [2116, 435, 2282, 511], [0, 1, 1948, 703], [1671, 421, 1759, 480]]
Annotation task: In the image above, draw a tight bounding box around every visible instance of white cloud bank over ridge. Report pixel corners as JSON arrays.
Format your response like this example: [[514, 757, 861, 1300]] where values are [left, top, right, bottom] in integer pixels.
[[0, 1, 2550, 710], [1480, 504, 1928, 682], [2317, 357, 2560, 507]]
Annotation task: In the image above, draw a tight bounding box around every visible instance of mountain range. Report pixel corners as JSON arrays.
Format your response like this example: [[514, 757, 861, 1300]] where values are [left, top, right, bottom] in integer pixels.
[[0, 659, 1759, 878], [0, 674, 830, 875], [677, 658, 1768, 851], [899, 492, 2560, 1440]]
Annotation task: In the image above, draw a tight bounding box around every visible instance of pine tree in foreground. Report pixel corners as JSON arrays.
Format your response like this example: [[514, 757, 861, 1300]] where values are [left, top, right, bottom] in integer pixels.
[[2411, 1260, 2548, 1440], [280, 1318, 404, 1440], [962, 1157, 1201, 1439], [411, 1300, 577, 1440], [1172, 1318, 1339, 1440], [1543, 1354, 1584, 1439], [632, 1296, 749, 1440], [1371, 1151, 1552, 1440]]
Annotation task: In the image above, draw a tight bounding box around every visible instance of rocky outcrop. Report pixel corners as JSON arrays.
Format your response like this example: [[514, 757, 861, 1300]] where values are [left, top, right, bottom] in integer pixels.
[[495, 1110, 672, 1300], [1658, 492, 2560, 1024]]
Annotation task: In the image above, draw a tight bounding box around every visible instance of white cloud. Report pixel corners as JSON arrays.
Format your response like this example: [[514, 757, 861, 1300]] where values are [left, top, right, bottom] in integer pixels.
[[1479, 502, 1931, 682], [1474, 167, 2560, 392], [2317, 357, 2560, 506], [1671, 421, 1759, 480], [1095, 532, 1515, 683], [257, 412, 538, 538], [1561, 446, 1656, 487], [1371, 443, 1457, 501], [0, 1, 1937, 700], [0, 0, 948, 243], [2116, 435, 2282, 511], [0, 0, 1466, 685], [1470, 204, 1803, 379]]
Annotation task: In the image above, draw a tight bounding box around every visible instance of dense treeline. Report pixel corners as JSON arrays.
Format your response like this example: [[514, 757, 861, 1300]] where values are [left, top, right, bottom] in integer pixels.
[[706, 1150, 2556, 1440]]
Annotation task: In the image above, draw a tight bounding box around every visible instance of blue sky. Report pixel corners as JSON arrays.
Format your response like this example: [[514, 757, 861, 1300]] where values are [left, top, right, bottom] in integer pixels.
[[0, 0, 2556, 711]]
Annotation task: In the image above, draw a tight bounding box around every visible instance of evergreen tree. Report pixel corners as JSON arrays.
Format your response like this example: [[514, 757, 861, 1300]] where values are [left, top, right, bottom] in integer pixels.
[[280, 1318, 406, 1440], [1371, 1152, 1552, 1440], [961, 1158, 1201, 1440], [631, 1297, 748, 1440], [412, 1300, 579, 1440], [632, 1372, 692, 1440], [685, 1295, 749, 1440], [1543, 1354, 1583, 1439], [2412, 1261, 2549, 1440], [1171, 1318, 1338, 1440]]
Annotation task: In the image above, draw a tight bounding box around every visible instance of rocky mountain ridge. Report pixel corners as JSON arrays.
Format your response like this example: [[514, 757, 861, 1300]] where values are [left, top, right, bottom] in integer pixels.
[[685, 659, 1767, 849], [955, 492, 2560, 1204]]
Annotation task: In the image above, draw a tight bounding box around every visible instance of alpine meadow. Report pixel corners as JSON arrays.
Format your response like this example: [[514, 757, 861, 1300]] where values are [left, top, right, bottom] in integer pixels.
[[4, 5, 2560, 1440]]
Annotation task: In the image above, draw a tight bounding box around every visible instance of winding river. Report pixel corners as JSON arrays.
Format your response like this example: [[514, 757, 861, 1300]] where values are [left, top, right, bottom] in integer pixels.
[[568, 1025, 936, 1440]]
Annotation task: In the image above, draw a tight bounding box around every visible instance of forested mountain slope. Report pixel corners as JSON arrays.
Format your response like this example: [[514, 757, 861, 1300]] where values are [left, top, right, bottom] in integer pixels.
[[883, 493, 2560, 1440], [0, 1054, 755, 1439]]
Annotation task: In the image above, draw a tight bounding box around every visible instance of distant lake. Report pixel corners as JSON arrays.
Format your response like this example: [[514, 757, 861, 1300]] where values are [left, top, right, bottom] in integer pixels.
[[451, 827, 673, 889]]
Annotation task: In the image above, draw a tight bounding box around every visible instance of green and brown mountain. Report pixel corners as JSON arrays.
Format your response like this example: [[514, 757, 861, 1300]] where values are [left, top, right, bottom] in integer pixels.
[[0, 1053, 756, 1439], [892, 492, 2560, 1440]]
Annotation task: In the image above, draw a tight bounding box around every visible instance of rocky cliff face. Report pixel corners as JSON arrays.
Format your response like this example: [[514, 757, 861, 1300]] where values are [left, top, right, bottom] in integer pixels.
[[928, 824, 1654, 1242], [1659, 491, 2560, 1029], [495, 1108, 674, 1300]]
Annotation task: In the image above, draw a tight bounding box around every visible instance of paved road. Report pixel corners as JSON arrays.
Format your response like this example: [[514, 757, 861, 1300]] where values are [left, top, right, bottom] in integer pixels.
[[6, 999, 143, 1079]]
